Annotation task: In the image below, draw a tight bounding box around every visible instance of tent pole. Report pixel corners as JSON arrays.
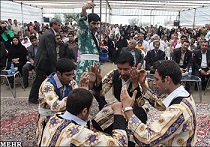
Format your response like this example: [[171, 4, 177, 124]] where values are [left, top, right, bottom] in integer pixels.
[[92, 0, 94, 13], [99, 0, 102, 45], [21, 2, 23, 25], [193, 8, 196, 29]]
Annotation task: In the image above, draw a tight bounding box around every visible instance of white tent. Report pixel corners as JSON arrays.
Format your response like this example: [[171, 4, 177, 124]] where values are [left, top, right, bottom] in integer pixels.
[[1, 0, 210, 26]]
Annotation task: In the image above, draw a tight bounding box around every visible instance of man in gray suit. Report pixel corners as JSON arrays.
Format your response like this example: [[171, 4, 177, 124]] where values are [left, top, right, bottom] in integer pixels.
[[22, 35, 38, 88], [121, 39, 144, 69], [28, 18, 61, 104]]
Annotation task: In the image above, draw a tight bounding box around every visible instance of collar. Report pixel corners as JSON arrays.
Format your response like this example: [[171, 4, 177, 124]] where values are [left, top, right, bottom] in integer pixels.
[[53, 73, 63, 89], [201, 50, 207, 54], [51, 28, 57, 35], [60, 111, 87, 127], [162, 85, 189, 108]]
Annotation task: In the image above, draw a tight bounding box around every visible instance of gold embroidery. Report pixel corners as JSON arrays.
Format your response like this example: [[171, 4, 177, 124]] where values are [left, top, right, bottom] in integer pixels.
[[177, 138, 184, 145], [158, 118, 165, 124], [107, 140, 116, 146], [139, 124, 145, 131]]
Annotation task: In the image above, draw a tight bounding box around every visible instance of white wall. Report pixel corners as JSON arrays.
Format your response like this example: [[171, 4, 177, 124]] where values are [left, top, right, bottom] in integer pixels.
[[1, 1, 43, 24]]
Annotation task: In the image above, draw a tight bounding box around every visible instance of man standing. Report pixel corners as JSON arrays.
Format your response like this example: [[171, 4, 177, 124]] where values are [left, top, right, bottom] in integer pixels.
[[11, 19, 22, 36], [193, 40, 210, 90], [121, 60, 197, 146], [22, 35, 38, 88], [75, 2, 101, 83], [28, 18, 61, 104]]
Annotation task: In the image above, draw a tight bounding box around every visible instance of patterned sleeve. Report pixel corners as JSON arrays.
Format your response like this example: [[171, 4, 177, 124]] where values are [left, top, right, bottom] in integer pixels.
[[42, 115, 128, 146], [69, 126, 128, 146], [128, 106, 187, 146], [39, 82, 67, 112], [78, 14, 88, 35], [101, 70, 114, 96]]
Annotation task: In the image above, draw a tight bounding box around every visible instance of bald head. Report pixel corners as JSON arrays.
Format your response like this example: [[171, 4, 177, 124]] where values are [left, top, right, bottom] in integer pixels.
[[128, 39, 137, 49]]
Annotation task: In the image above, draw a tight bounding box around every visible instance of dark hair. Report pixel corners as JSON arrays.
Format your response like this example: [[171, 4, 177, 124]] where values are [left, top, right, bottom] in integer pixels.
[[56, 58, 75, 74], [180, 35, 188, 40], [183, 40, 190, 44], [49, 18, 61, 27], [154, 60, 181, 85], [29, 35, 37, 41], [66, 88, 93, 115], [88, 13, 100, 23], [116, 51, 134, 66]]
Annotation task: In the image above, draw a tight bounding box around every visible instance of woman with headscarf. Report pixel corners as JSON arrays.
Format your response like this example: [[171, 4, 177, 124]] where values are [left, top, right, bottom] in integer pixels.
[[7, 36, 28, 87]]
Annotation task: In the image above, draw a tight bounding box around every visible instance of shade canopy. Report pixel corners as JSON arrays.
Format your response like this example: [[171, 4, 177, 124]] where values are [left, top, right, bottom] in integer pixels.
[[13, 0, 210, 12]]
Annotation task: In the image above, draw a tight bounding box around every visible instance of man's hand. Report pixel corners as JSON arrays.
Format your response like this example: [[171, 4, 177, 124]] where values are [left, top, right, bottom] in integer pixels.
[[138, 69, 147, 85], [90, 63, 102, 87], [111, 102, 123, 115], [78, 72, 89, 89], [120, 85, 136, 108], [129, 67, 139, 89], [82, 2, 96, 16]]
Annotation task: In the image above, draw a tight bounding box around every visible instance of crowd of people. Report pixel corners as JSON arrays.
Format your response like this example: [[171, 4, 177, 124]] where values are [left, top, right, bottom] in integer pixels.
[[1, 1, 210, 146]]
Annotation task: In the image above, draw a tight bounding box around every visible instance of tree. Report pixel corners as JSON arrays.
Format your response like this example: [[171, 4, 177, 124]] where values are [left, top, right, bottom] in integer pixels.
[[63, 13, 80, 24], [54, 14, 62, 23], [128, 18, 139, 26]]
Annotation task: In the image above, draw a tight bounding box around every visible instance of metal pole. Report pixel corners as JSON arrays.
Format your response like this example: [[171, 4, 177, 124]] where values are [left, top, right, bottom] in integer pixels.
[[41, 8, 44, 22], [193, 8, 196, 29], [92, 0, 94, 13], [99, 0, 102, 45], [21, 2, 23, 25], [105, 1, 107, 23]]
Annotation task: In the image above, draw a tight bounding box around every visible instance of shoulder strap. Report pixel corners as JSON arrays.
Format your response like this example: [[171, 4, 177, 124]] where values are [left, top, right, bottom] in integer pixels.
[[169, 95, 190, 106]]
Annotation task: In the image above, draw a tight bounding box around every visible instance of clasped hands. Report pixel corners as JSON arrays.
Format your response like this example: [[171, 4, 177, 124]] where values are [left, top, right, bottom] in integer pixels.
[[78, 63, 102, 90]]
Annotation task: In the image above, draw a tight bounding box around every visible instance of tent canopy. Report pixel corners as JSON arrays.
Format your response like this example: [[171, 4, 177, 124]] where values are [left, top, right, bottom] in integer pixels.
[[14, 0, 210, 12]]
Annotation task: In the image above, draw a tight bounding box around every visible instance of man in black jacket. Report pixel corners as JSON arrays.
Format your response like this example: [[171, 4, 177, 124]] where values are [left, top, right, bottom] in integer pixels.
[[193, 40, 210, 90], [22, 35, 38, 88], [28, 18, 61, 104]]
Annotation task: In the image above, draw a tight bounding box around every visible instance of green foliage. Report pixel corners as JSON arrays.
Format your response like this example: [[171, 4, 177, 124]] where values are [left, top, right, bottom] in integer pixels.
[[63, 13, 80, 24], [54, 14, 62, 23], [128, 18, 139, 26]]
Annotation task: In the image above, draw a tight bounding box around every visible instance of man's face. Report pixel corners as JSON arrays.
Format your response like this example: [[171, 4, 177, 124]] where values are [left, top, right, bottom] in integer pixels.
[[89, 21, 100, 33], [68, 34, 74, 41], [53, 23, 61, 32], [31, 38, 38, 46], [117, 63, 132, 81], [200, 42, 209, 52], [181, 37, 187, 44], [181, 42, 190, 52], [57, 70, 75, 85], [55, 36, 62, 45], [153, 70, 167, 94], [128, 40, 136, 49], [153, 41, 160, 50]]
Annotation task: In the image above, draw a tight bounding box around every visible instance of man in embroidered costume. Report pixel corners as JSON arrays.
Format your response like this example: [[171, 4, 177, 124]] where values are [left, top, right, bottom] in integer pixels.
[[75, 2, 101, 83], [37, 58, 80, 145], [101, 51, 147, 123], [41, 88, 128, 146], [121, 60, 197, 146]]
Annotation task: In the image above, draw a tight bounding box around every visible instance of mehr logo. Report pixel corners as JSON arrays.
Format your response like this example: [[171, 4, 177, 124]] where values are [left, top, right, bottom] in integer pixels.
[[0, 141, 22, 147]]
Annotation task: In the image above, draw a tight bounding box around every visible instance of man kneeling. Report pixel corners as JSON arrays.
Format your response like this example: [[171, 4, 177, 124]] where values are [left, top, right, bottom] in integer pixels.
[[40, 88, 128, 146]]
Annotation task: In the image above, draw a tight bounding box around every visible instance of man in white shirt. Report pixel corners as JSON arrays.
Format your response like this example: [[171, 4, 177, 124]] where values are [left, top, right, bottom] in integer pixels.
[[120, 60, 197, 146], [193, 40, 210, 90]]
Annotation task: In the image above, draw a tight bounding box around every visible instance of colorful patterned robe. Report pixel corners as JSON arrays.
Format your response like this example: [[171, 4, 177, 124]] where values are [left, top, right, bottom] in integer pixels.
[[41, 113, 128, 146], [75, 14, 100, 83], [127, 96, 197, 146]]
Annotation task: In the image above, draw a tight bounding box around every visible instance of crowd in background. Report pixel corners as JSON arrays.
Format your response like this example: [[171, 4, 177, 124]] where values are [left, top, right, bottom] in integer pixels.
[[0, 18, 210, 90]]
